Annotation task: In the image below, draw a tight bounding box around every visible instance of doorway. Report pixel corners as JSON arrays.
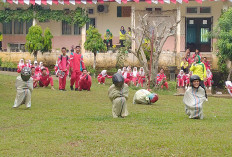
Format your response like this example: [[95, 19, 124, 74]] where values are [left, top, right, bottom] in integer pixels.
[[186, 18, 212, 52]]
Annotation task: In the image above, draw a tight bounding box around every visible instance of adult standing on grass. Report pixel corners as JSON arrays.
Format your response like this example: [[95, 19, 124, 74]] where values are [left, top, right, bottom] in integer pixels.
[[58, 47, 70, 91], [183, 75, 207, 119], [190, 55, 207, 99], [70, 46, 85, 91]]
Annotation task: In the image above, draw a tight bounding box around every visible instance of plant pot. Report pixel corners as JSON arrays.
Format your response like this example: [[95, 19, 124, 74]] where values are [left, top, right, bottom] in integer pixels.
[[14, 68, 17, 72], [0, 67, 2, 71], [7, 68, 11, 71], [168, 66, 177, 73], [3, 67, 7, 71]]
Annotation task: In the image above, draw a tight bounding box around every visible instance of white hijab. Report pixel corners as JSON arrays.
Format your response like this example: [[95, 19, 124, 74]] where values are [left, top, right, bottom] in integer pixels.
[[39, 62, 43, 67], [34, 61, 38, 67], [18, 59, 24, 66], [139, 67, 145, 76], [179, 70, 184, 76], [101, 70, 107, 77], [225, 81, 232, 96], [133, 67, 137, 77], [122, 67, 127, 78]]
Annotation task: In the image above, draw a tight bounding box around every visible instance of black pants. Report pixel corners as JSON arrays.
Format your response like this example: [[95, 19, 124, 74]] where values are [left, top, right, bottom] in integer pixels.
[[104, 39, 112, 49], [120, 40, 125, 47], [200, 80, 207, 98]]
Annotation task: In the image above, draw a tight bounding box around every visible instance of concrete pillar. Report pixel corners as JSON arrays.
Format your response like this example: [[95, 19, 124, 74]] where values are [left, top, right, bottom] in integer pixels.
[[131, 5, 136, 53], [176, 4, 181, 53], [81, 24, 86, 54]]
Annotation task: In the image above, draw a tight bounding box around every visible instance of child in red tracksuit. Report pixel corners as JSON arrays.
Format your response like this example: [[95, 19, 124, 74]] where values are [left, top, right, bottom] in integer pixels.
[[122, 67, 132, 85], [177, 70, 186, 87], [204, 69, 213, 89], [137, 67, 146, 87], [79, 69, 92, 91], [98, 70, 112, 84], [31, 67, 39, 88], [39, 68, 54, 90], [58, 47, 70, 91], [70, 46, 85, 91], [17, 59, 25, 73], [157, 68, 168, 89]]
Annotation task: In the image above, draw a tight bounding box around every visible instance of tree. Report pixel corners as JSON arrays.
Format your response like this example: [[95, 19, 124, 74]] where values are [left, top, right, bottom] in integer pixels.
[[213, 8, 232, 81], [25, 25, 53, 61], [129, 10, 180, 87], [84, 26, 106, 74]]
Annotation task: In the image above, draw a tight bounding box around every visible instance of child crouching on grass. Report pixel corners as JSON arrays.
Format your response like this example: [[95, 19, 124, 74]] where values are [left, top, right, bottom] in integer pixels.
[[108, 73, 129, 118]]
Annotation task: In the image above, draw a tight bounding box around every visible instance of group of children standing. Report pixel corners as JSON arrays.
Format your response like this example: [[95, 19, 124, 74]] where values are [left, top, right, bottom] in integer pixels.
[[178, 49, 213, 90]]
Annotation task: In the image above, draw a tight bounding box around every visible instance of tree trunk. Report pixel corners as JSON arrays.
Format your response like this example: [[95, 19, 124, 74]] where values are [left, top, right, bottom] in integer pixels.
[[33, 51, 38, 61], [93, 52, 97, 78], [227, 67, 232, 81]]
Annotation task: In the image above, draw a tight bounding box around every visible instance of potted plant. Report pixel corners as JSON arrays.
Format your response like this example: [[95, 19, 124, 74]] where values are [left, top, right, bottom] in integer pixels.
[[2, 62, 7, 71], [7, 62, 12, 71]]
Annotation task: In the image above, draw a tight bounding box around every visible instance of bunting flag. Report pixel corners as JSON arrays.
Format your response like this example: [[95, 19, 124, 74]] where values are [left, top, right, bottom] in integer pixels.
[[24, 0, 30, 4], [42, 0, 48, 4], [30, 0, 35, 5], [7, 0, 13, 3], [13, 0, 18, 4], [4, 0, 228, 4], [145, 0, 151, 3], [152, 0, 158, 3], [164, 0, 170, 3], [35, 0, 41, 5], [52, 0, 58, 4], [18, 0, 24, 4], [92, 0, 97, 4], [170, 0, 176, 3], [121, 0, 127, 3], [75, 0, 81, 4], [87, 0, 92, 4], [70, 0, 75, 4], [64, 0, 69, 4], [58, 0, 64, 4], [115, 0, 121, 4]]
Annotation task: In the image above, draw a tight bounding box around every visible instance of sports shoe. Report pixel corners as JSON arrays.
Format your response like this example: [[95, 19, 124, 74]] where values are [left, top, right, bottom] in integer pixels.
[[70, 86, 74, 90], [75, 88, 78, 91]]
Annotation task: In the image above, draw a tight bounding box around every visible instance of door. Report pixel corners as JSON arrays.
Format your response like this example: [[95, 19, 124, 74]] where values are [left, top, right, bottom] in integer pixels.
[[186, 18, 212, 52]]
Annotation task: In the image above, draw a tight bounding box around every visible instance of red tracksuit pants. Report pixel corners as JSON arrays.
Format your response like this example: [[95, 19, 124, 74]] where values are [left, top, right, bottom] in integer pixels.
[[178, 79, 185, 87], [39, 77, 54, 87], [98, 77, 105, 84], [204, 78, 212, 87], [79, 79, 92, 91], [157, 81, 168, 89], [59, 72, 68, 90], [70, 71, 81, 89]]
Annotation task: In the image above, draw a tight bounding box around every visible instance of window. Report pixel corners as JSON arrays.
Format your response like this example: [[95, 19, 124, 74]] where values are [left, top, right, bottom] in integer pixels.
[[154, 8, 162, 14], [26, 20, 33, 34], [187, 7, 197, 14], [74, 23, 81, 35], [117, 6, 131, 17], [146, 8, 153, 12], [88, 8, 94, 14], [86, 18, 96, 30], [62, 21, 72, 35], [201, 28, 209, 43], [3, 21, 12, 34], [14, 20, 24, 34], [200, 7, 211, 13]]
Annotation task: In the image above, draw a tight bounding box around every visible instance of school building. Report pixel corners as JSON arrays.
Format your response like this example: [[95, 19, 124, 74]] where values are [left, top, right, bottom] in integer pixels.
[[0, 0, 232, 68]]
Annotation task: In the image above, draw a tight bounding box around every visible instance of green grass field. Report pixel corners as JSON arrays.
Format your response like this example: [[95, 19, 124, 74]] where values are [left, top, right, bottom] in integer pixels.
[[0, 74, 232, 156]]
